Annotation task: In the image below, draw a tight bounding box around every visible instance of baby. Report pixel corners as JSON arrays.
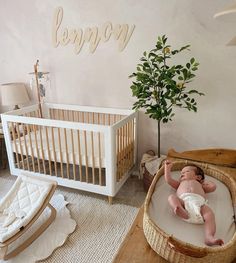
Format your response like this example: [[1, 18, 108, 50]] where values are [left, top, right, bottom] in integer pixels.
[[164, 160, 224, 246]]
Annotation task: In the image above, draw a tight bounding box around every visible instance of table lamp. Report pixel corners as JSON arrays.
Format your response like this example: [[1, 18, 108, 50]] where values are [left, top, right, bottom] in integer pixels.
[[1, 83, 30, 110]]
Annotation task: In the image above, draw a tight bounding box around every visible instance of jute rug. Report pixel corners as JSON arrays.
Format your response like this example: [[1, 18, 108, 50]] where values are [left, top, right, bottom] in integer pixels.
[[0, 174, 139, 263]]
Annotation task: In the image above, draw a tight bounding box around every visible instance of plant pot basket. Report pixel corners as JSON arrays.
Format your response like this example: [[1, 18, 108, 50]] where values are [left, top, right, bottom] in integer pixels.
[[143, 167, 155, 192]]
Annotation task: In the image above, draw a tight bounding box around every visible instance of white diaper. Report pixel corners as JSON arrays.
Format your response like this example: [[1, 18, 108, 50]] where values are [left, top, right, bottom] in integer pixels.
[[179, 193, 207, 224]]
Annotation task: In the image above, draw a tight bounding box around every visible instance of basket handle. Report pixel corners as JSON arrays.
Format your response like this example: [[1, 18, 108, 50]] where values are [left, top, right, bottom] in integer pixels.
[[167, 236, 208, 258]]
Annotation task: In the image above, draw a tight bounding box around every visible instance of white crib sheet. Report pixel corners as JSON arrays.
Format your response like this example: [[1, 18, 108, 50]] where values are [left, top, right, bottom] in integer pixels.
[[149, 171, 236, 247], [12, 129, 106, 168]]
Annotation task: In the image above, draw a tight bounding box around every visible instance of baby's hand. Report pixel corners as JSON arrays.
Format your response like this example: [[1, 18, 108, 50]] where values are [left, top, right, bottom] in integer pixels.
[[165, 160, 172, 170]]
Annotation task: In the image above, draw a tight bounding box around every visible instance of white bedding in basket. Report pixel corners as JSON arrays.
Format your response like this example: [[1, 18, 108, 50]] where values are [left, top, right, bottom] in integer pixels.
[[149, 171, 236, 247], [12, 129, 106, 168]]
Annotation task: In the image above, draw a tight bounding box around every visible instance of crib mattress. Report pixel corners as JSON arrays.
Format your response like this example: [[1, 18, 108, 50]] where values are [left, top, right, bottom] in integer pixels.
[[149, 171, 236, 247], [12, 129, 106, 168]]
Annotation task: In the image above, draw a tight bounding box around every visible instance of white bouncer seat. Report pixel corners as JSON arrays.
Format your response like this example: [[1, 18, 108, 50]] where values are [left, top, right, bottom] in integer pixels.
[[0, 174, 57, 260]]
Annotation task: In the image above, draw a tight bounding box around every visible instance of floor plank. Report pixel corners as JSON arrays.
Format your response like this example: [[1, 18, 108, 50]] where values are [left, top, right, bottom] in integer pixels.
[[113, 206, 167, 263]]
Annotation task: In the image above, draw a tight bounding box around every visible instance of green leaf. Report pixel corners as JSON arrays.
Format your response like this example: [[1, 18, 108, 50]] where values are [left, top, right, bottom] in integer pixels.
[[190, 57, 195, 64]]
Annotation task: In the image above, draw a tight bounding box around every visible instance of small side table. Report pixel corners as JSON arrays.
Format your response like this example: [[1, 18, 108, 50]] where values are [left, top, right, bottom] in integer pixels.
[[0, 126, 8, 169]]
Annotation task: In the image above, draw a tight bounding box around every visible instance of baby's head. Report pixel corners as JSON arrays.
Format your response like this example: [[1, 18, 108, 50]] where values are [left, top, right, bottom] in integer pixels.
[[180, 164, 205, 183]]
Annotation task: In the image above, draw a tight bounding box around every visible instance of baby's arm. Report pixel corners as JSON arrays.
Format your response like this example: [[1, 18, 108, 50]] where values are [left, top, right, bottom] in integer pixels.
[[202, 181, 216, 193], [164, 160, 180, 190]]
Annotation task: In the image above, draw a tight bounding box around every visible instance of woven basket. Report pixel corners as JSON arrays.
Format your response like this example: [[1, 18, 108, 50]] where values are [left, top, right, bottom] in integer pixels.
[[143, 160, 236, 263]]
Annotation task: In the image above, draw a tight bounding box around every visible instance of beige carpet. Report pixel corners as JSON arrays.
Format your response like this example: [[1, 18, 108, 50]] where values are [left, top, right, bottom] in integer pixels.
[[0, 173, 139, 263]]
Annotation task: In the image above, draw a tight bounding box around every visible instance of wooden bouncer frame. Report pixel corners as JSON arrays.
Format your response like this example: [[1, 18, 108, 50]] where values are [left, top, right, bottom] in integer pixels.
[[0, 175, 57, 260], [1, 103, 138, 203]]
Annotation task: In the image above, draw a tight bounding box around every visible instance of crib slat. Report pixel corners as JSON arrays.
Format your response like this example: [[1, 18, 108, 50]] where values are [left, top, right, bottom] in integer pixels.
[[64, 128, 70, 179], [91, 131, 95, 184], [128, 121, 132, 168], [81, 113, 88, 181], [77, 130, 83, 181], [98, 113, 100, 125], [26, 124, 35, 172], [124, 123, 128, 172], [11, 122, 20, 168], [39, 126, 46, 174], [51, 109, 55, 119], [71, 129, 76, 180], [89, 113, 95, 182], [116, 128, 119, 181], [117, 127, 122, 180], [33, 124, 41, 173], [98, 132, 102, 185], [16, 123, 25, 170], [22, 124, 30, 171], [58, 128, 64, 178], [51, 127, 58, 177], [84, 130, 89, 182], [132, 119, 135, 166], [129, 119, 133, 167], [121, 126, 124, 179], [54, 109, 58, 120], [45, 126, 52, 176], [119, 126, 123, 180], [102, 113, 105, 125]]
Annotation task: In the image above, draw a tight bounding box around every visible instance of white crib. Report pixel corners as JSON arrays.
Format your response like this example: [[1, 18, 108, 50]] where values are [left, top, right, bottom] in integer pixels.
[[1, 103, 138, 202]]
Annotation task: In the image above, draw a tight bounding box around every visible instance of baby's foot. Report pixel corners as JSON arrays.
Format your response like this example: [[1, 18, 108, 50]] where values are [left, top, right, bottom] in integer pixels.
[[174, 206, 189, 219], [205, 237, 224, 246]]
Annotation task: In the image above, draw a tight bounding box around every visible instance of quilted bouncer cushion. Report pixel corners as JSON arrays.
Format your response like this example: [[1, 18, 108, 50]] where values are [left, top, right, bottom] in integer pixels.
[[0, 175, 53, 242]]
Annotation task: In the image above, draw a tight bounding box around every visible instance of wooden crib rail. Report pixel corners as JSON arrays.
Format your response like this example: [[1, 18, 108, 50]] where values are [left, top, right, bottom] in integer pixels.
[[49, 107, 125, 126]]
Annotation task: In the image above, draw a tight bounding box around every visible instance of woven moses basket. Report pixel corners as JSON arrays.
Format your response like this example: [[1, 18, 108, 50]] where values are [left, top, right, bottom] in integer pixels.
[[143, 160, 236, 263]]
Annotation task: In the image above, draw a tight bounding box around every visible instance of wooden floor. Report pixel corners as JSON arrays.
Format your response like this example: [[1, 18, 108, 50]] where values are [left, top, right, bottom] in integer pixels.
[[113, 205, 167, 263]]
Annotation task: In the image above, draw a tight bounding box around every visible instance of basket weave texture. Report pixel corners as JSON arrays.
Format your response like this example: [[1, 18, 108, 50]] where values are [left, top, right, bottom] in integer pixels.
[[143, 160, 236, 263]]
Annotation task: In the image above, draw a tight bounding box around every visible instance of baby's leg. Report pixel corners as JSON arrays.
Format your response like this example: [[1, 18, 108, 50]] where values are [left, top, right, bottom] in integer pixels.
[[168, 194, 189, 219], [200, 205, 224, 246]]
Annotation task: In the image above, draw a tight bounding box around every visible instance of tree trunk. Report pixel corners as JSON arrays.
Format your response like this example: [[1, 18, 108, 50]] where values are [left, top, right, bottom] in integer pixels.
[[157, 120, 161, 158]]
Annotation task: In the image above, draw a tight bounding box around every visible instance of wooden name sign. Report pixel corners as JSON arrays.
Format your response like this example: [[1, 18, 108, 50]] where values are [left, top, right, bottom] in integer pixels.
[[52, 7, 135, 54]]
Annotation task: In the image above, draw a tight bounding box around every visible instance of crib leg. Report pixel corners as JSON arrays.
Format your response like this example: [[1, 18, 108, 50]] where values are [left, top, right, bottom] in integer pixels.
[[108, 196, 113, 205]]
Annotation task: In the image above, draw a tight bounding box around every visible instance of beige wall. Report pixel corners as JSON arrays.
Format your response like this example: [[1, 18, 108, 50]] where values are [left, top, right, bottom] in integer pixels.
[[0, 0, 236, 160]]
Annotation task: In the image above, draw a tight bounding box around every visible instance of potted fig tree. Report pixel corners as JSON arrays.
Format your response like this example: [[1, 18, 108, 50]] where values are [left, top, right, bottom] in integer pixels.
[[129, 35, 204, 158]]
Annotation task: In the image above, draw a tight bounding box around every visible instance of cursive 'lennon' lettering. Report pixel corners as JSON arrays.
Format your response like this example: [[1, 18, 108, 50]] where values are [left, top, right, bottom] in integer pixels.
[[52, 7, 135, 54]]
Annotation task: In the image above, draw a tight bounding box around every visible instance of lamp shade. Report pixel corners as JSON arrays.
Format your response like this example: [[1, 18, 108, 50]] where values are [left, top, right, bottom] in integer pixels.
[[1, 83, 30, 107]]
